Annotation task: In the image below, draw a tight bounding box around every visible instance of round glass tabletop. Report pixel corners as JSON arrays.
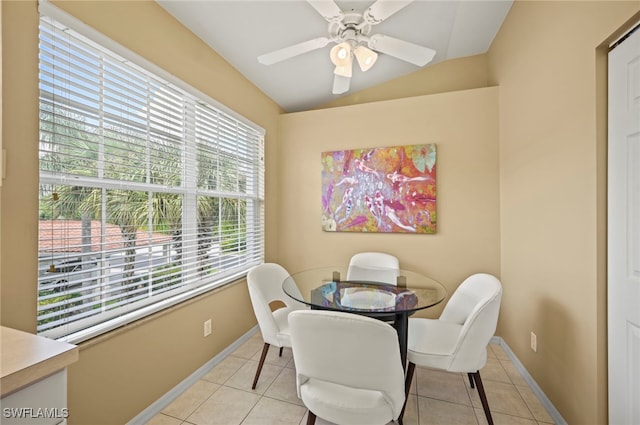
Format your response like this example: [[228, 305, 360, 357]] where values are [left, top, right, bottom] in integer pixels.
[[282, 266, 447, 316]]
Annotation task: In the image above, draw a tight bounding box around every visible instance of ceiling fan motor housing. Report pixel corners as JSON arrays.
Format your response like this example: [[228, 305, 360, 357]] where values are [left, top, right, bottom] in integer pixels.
[[329, 11, 371, 45]]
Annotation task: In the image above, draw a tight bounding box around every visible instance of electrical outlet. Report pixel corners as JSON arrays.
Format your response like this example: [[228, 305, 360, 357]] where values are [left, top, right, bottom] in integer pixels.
[[530, 331, 537, 352], [204, 319, 212, 337]]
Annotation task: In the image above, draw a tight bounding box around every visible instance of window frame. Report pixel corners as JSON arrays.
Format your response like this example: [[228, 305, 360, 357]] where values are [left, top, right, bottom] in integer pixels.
[[37, 2, 265, 344]]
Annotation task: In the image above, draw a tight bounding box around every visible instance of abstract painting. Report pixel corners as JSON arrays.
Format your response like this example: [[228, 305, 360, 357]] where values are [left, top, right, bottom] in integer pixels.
[[321, 144, 436, 233]]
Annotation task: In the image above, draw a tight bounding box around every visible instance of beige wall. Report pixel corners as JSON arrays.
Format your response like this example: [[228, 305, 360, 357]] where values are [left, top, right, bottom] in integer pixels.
[[278, 87, 501, 312], [488, 1, 640, 424], [1, 0, 39, 332], [281, 1, 640, 423], [0, 1, 282, 424], [66, 283, 257, 424], [3, 0, 640, 424]]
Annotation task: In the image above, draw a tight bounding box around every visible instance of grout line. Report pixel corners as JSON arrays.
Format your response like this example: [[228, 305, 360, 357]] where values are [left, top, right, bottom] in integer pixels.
[[484, 347, 535, 420], [126, 325, 260, 425], [181, 380, 226, 424], [514, 383, 556, 425], [494, 347, 541, 422], [490, 336, 568, 425]]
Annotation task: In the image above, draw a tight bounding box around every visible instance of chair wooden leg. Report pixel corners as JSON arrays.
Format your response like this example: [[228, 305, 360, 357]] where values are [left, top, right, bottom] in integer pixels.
[[306, 410, 317, 425], [471, 371, 494, 425], [279, 346, 284, 357], [398, 362, 416, 423], [468, 372, 475, 389], [404, 362, 416, 399], [252, 342, 270, 390]]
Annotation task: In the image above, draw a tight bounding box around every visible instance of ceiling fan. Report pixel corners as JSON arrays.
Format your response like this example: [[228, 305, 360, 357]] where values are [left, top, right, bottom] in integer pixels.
[[257, 0, 436, 95]]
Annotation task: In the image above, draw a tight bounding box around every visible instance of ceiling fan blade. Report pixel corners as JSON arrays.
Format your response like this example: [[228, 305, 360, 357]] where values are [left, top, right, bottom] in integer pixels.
[[307, 0, 343, 22], [364, 0, 414, 25], [258, 37, 331, 65], [332, 74, 351, 94], [368, 34, 436, 67]]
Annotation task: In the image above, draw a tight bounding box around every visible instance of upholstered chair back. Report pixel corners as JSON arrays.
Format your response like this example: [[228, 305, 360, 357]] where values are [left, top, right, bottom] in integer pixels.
[[289, 310, 406, 424], [346, 252, 400, 285], [247, 263, 305, 347], [439, 273, 503, 372]]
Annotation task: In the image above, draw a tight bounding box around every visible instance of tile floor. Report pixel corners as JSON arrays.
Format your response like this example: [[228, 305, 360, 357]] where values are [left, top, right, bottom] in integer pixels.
[[144, 332, 556, 425]]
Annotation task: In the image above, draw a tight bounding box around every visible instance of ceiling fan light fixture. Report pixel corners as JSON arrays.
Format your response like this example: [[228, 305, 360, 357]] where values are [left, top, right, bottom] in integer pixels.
[[330, 42, 352, 67], [333, 61, 352, 78], [354, 45, 378, 72]]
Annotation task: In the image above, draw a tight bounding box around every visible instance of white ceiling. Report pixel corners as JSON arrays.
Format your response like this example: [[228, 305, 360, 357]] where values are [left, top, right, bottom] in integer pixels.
[[157, 0, 513, 113]]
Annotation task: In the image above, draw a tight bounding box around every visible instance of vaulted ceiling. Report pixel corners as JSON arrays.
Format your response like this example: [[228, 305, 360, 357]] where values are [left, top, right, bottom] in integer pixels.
[[157, 1, 513, 112]]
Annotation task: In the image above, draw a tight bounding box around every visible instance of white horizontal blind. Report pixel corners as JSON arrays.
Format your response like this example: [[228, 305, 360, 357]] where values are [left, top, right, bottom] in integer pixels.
[[37, 14, 265, 341]]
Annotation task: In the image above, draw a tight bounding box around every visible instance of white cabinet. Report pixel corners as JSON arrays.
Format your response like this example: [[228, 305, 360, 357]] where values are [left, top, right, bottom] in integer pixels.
[[0, 327, 78, 424], [0, 370, 68, 424]]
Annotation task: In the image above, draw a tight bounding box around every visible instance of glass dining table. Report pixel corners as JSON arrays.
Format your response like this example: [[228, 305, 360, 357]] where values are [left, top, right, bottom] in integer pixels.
[[282, 265, 447, 368]]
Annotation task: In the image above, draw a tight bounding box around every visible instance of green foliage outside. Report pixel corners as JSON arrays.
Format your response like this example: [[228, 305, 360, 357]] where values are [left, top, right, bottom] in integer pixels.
[[37, 102, 253, 332], [37, 292, 82, 328], [220, 220, 247, 253], [39, 104, 248, 279]]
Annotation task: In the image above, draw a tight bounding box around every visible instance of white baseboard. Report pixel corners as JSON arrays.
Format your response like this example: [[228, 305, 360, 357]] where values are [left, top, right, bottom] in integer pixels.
[[490, 336, 567, 425], [127, 325, 259, 425]]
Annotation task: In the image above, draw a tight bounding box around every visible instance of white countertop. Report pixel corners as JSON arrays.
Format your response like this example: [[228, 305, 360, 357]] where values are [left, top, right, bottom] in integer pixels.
[[1, 326, 78, 397]]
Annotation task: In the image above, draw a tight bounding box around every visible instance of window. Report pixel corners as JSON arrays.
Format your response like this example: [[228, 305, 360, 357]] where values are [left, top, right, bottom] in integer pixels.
[[37, 10, 265, 343]]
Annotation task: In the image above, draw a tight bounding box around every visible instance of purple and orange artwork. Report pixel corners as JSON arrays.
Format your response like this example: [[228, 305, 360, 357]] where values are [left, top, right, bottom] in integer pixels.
[[321, 144, 437, 233]]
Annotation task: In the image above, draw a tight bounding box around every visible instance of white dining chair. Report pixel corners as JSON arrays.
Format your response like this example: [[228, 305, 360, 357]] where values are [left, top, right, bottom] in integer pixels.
[[246, 263, 306, 390], [346, 251, 400, 285], [289, 309, 406, 425], [403, 273, 503, 425]]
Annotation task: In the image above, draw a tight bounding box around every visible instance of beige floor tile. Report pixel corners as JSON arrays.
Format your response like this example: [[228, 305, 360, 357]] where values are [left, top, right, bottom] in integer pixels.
[[297, 408, 399, 425], [467, 379, 533, 419], [143, 337, 556, 425], [186, 385, 260, 425], [232, 337, 266, 360], [407, 367, 418, 395], [474, 408, 538, 425], [487, 344, 497, 359], [225, 358, 283, 394], [202, 355, 248, 385], [498, 358, 529, 386], [415, 367, 472, 406], [516, 385, 555, 423], [263, 366, 304, 406], [161, 379, 220, 420], [240, 396, 307, 425], [489, 344, 511, 361], [480, 357, 512, 384], [285, 355, 296, 370], [416, 396, 477, 425], [402, 393, 419, 425], [145, 413, 183, 425]]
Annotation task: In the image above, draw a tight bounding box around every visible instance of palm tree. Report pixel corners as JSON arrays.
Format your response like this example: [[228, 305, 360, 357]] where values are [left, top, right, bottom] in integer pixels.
[[40, 103, 249, 292], [40, 106, 182, 287]]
